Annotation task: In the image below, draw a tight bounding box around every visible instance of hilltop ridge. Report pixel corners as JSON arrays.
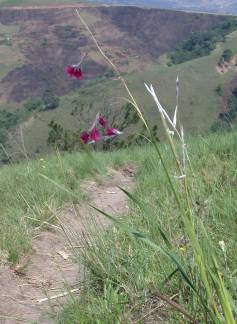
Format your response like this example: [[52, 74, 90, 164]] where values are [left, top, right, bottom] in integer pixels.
[[1, 0, 237, 14]]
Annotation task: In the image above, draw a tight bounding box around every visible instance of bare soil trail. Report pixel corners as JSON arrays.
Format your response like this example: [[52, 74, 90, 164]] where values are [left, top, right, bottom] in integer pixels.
[[0, 167, 135, 324]]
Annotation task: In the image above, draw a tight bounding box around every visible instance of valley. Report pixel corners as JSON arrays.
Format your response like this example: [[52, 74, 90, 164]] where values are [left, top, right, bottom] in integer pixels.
[[0, 4, 237, 161]]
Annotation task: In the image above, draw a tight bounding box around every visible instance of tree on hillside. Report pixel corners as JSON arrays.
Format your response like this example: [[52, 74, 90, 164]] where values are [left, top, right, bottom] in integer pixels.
[[42, 90, 60, 110]]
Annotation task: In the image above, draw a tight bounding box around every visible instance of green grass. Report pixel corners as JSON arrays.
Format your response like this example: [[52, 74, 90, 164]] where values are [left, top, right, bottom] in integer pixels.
[[0, 128, 236, 320], [56, 129, 237, 323], [0, 149, 131, 262]]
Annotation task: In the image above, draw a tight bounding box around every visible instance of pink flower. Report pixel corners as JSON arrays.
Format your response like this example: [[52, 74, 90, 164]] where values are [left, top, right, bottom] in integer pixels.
[[65, 65, 83, 79], [99, 115, 107, 128], [80, 131, 90, 144], [106, 127, 123, 136], [90, 127, 101, 142]]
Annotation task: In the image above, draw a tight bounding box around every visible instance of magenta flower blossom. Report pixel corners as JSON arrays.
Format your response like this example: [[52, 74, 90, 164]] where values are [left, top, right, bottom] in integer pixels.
[[99, 115, 107, 128], [106, 127, 123, 136], [80, 131, 90, 144], [65, 65, 83, 79], [90, 127, 101, 143], [80, 114, 122, 146]]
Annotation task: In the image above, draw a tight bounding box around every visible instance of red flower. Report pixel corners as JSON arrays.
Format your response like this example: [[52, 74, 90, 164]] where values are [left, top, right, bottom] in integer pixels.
[[90, 127, 101, 142], [80, 131, 90, 144], [106, 127, 122, 136], [99, 115, 107, 128], [65, 65, 83, 79]]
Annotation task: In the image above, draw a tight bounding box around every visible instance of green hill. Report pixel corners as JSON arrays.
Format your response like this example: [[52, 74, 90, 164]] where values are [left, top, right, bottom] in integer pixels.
[[0, 5, 237, 162]]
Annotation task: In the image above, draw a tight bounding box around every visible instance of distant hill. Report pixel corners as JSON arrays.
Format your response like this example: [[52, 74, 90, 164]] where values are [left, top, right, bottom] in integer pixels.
[[91, 0, 237, 15], [0, 1, 237, 15], [0, 6, 227, 103]]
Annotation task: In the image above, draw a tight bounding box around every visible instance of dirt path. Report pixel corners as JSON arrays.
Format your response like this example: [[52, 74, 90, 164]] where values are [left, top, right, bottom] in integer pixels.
[[0, 167, 134, 324]]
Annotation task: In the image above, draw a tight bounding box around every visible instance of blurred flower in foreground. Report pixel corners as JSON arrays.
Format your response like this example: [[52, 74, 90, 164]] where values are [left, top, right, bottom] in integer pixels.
[[66, 53, 87, 79], [80, 114, 122, 145], [99, 115, 107, 128], [65, 65, 83, 79], [106, 127, 123, 136], [90, 127, 101, 143], [80, 131, 90, 144]]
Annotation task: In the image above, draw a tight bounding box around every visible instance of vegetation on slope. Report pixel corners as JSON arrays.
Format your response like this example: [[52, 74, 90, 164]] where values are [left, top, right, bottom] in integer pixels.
[[169, 17, 237, 64], [7, 28, 236, 161], [0, 148, 131, 262], [58, 131, 237, 323], [0, 8, 237, 161], [0, 7, 237, 162], [1, 127, 236, 320]]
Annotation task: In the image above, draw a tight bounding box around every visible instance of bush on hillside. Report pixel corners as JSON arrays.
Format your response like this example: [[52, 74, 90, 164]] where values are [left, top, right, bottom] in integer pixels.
[[218, 48, 233, 66], [170, 18, 237, 64], [215, 84, 224, 96], [24, 97, 43, 111], [222, 48, 233, 62], [0, 128, 7, 144], [0, 110, 18, 129], [211, 86, 237, 132], [47, 120, 80, 151], [0, 110, 18, 145], [42, 90, 60, 110], [24, 91, 60, 112]]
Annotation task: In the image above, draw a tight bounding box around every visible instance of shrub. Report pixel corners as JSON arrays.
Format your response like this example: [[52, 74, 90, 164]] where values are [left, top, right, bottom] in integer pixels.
[[42, 90, 60, 110], [215, 84, 224, 96], [0, 110, 18, 129], [222, 48, 233, 62], [24, 97, 43, 111], [47, 120, 80, 151], [0, 128, 7, 144]]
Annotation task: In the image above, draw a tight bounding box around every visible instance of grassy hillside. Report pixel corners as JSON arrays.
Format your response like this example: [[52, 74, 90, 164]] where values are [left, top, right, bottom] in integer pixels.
[[9, 29, 237, 158], [0, 6, 237, 161], [0, 127, 236, 321]]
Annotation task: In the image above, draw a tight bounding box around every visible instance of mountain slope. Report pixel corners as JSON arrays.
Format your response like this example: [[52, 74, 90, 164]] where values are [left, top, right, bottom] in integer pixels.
[[0, 6, 227, 102], [8, 29, 237, 158], [0, 5, 237, 160]]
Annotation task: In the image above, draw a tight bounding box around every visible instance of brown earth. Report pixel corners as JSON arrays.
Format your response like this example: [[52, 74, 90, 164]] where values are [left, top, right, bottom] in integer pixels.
[[216, 54, 237, 74], [0, 167, 134, 324], [0, 5, 229, 103]]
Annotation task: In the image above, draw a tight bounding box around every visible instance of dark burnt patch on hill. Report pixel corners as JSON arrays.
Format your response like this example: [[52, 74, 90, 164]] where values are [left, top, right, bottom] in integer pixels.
[[98, 6, 228, 58], [0, 6, 230, 103], [0, 8, 107, 102]]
